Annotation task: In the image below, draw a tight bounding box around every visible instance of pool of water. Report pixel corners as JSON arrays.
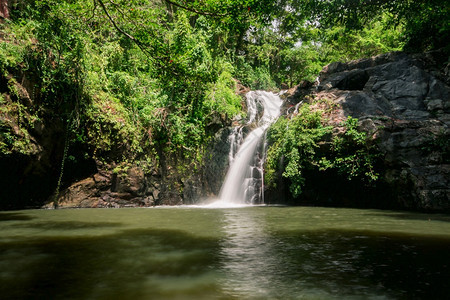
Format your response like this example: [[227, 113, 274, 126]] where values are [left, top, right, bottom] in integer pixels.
[[1, 206, 449, 299]]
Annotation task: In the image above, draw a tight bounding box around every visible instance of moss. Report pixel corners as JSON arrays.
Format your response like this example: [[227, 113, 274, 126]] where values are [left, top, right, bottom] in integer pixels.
[[0, 95, 37, 156], [112, 163, 131, 177], [84, 93, 142, 157]]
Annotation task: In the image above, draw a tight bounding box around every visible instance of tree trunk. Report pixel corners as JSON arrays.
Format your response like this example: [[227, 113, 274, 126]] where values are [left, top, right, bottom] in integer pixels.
[[0, 0, 9, 19]]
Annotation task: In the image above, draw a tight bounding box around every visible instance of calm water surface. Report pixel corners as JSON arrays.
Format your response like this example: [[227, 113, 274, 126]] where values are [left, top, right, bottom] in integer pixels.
[[1, 206, 449, 299]]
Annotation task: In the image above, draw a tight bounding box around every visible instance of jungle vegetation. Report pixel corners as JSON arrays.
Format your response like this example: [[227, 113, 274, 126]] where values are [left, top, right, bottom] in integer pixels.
[[1, 0, 448, 200]]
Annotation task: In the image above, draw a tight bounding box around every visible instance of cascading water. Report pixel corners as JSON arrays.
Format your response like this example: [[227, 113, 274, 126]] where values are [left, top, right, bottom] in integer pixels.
[[216, 91, 283, 205]]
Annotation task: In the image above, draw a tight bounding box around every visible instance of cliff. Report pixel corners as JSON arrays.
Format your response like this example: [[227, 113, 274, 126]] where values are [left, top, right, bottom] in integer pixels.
[[272, 51, 449, 211]]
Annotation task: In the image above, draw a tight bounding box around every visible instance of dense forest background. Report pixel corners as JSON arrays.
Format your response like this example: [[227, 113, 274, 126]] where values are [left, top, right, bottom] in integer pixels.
[[0, 0, 449, 207]]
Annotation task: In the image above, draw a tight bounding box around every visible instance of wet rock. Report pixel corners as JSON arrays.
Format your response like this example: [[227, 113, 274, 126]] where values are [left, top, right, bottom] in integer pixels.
[[182, 127, 232, 203]]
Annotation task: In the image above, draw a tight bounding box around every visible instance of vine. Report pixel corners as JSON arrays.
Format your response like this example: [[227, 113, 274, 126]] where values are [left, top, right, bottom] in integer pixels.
[[52, 115, 75, 208]]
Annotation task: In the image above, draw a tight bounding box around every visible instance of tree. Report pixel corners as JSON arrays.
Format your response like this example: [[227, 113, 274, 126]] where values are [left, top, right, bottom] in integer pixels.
[[294, 0, 450, 52], [0, 0, 9, 19]]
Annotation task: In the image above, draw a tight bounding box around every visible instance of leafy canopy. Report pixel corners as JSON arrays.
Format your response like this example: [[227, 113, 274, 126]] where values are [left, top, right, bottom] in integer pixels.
[[2, 0, 447, 164]]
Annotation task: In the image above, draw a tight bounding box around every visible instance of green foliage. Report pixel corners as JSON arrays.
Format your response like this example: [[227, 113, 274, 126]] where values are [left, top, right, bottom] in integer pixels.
[[0, 98, 37, 156], [266, 104, 332, 197], [276, 43, 323, 85], [266, 108, 380, 199], [323, 117, 380, 182], [2, 1, 253, 167], [400, 1, 450, 52], [83, 94, 143, 158], [0, 19, 37, 75], [1, 0, 444, 185], [204, 62, 242, 119], [319, 16, 405, 63], [302, 0, 450, 53], [238, 64, 277, 91], [229, 5, 406, 88], [0, 125, 35, 155]]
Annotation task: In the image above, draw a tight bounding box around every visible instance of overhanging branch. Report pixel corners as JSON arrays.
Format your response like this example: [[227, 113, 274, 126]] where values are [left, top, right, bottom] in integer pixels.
[[164, 0, 229, 17], [96, 0, 155, 61]]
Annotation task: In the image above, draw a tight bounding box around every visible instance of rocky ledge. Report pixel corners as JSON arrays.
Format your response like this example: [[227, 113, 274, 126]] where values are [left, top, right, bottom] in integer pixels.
[[283, 51, 449, 211]]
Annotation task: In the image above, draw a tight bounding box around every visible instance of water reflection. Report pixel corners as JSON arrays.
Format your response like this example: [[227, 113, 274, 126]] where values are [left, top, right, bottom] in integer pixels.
[[0, 212, 34, 221], [219, 208, 284, 298], [0, 228, 222, 300], [218, 208, 450, 299], [1, 207, 450, 299]]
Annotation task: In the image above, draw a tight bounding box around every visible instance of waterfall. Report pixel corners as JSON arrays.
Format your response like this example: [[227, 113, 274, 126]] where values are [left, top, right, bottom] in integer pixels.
[[217, 91, 283, 205]]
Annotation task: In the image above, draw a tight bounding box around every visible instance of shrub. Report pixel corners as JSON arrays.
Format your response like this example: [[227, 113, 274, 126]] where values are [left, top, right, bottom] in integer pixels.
[[266, 105, 380, 199]]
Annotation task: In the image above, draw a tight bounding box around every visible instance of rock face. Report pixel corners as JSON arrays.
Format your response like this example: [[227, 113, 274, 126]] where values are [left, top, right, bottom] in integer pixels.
[[0, 68, 163, 209], [47, 162, 161, 208], [284, 51, 449, 211], [0, 72, 67, 209], [182, 127, 232, 203], [52, 118, 233, 209]]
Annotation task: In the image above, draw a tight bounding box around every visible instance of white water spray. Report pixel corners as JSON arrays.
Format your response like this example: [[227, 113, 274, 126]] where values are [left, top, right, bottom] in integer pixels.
[[214, 91, 283, 206]]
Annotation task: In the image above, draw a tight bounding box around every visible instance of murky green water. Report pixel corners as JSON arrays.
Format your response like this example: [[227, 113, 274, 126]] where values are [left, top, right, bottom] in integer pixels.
[[1, 206, 449, 299]]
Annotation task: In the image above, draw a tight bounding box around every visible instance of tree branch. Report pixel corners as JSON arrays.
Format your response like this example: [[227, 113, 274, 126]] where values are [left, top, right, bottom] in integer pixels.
[[85, 0, 98, 23], [97, 0, 139, 44], [164, 0, 229, 17], [96, 0, 168, 64]]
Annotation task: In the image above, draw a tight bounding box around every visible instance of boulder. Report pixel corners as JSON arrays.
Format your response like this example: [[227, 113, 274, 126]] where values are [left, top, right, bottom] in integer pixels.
[[52, 161, 160, 208]]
